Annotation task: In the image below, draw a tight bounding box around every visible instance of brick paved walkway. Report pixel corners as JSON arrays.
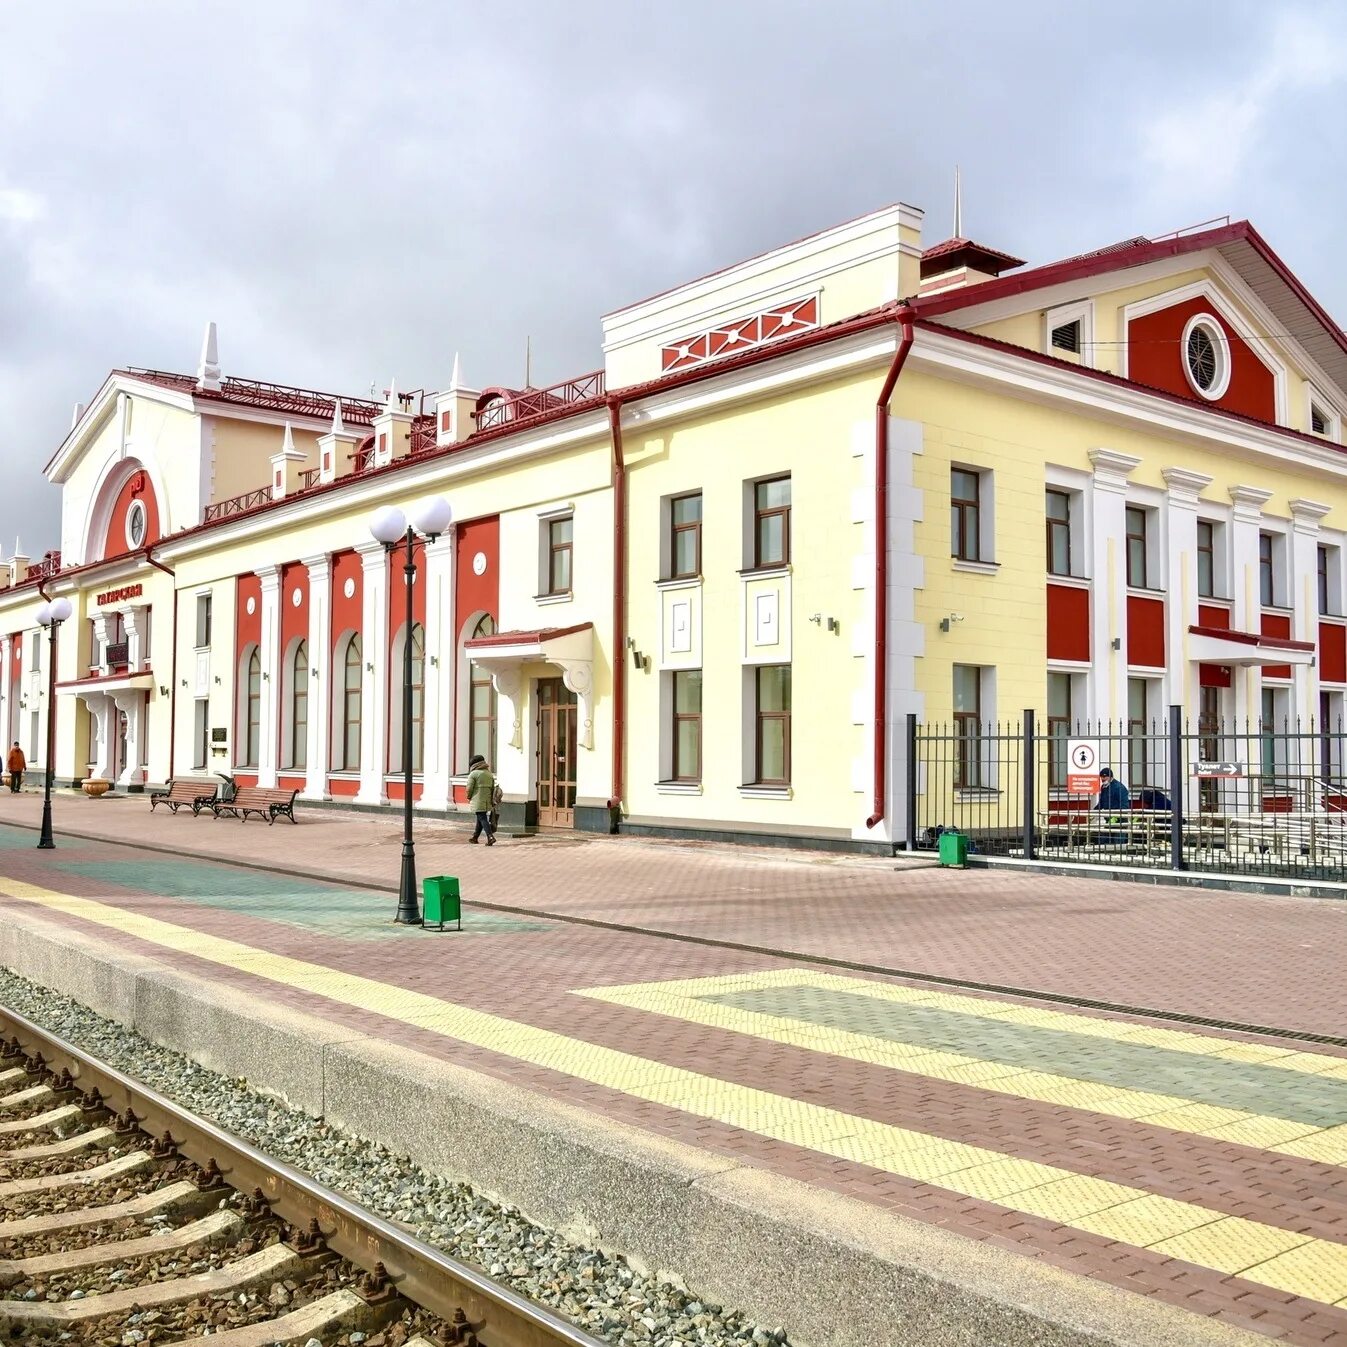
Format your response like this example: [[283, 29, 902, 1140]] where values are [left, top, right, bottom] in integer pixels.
[[2, 791, 1345, 1034], [1, 808, 1347, 1341]]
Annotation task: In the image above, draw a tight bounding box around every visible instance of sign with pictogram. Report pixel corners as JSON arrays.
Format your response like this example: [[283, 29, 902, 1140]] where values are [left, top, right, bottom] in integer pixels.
[[1066, 739, 1101, 794]]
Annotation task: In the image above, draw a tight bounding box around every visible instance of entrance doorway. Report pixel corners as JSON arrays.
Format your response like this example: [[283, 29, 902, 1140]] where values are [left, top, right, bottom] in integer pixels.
[[536, 677, 577, 828]]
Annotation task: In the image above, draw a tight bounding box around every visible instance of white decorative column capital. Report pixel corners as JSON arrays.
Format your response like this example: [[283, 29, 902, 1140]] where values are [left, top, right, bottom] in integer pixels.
[[1289, 498, 1331, 535], [1088, 448, 1142, 494], [1228, 484, 1272, 523], [1161, 467, 1213, 507]]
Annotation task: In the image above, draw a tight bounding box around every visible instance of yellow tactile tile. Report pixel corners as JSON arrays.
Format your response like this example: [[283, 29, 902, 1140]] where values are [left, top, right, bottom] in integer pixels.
[[1240, 1241, 1347, 1303], [1276, 1125, 1347, 1165], [1204, 1117, 1324, 1149], [1074, 1194, 1225, 1247], [1150, 1218, 1314, 1275], [9, 878, 1347, 1313], [1131, 1102, 1257, 1133]]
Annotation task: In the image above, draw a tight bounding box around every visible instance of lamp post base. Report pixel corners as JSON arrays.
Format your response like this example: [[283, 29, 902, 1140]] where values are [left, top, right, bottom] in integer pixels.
[[36, 797, 55, 850], [394, 841, 422, 925]]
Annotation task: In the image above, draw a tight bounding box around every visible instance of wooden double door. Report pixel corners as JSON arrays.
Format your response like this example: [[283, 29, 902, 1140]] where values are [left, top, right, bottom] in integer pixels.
[[536, 678, 578, 828]]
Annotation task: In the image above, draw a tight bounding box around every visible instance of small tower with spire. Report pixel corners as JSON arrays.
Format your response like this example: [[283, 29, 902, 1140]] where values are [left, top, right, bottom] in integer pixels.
[[433, 353, 481, 447], [196, 322, 221, 391], [268, 422, 309, 502], [371, 377, 414, 469], [316, 399, 360, 485]]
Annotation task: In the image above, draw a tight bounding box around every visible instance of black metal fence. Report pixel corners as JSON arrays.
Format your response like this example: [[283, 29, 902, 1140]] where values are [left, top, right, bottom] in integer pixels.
[[910, 711, 1347, 880]]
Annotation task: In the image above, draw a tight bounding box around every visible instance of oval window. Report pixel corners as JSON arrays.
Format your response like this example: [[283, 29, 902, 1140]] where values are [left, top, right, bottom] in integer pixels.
[[126, 500, 147, 549], [1181, 315, 1230, 400]]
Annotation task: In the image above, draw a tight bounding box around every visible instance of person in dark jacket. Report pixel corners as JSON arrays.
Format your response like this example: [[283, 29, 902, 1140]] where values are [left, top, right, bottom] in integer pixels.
[[465, 754, 496, 845], [1093, 767, 1131, 812], [5, 743, 23, 793]]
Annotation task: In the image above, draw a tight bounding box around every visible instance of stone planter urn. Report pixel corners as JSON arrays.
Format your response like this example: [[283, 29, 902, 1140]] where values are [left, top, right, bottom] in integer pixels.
[[82, 778, 111, 799]]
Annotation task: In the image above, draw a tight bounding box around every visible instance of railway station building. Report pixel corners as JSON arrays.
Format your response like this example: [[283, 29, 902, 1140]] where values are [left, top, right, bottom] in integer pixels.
[[2, 202, 1346, 853]]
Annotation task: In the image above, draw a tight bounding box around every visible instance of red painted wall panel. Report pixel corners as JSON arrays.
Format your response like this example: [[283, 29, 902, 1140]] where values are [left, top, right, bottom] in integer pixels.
[[1321, 621, 1347, 685], [1199, 663, 1232, 688], [329, 550, 362, 646], [454, 517, 500, 633], [1127, 297, 1276, 425], [1046, 584, 1090, 662], [1126, 595, 1165, 668], [1197, 604, 1231, 631], [1260, 612, 1292, 681], [104, 472, 161, 558]]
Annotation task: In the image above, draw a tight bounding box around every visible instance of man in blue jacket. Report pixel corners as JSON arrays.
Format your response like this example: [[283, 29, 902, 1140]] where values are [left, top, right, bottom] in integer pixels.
[[1094, 767, 1131, 812]]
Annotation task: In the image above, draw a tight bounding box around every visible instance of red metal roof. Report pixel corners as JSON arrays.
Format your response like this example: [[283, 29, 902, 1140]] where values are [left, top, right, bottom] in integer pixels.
[[1189, 624, 1315, 653], [920, 236, 1025, 278], [464, 622, 593, 649], [118, 369, 385, 423]]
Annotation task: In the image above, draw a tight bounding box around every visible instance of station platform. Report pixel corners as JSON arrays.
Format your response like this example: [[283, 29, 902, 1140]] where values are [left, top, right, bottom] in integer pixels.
[[0, 794, 1345, 1346]]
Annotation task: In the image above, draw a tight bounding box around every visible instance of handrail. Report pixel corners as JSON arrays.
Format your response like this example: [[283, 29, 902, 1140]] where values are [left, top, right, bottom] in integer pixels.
[[476, 371, 605, 431], [204, 486, 273, 523]]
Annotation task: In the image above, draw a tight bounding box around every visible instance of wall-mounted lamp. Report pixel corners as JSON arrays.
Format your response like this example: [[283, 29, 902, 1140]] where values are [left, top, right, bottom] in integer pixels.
[[366, 661, 374, 673], [262, 671, 269, 681], [180, 678, 188, 688], [214, 675, 222, 685], [158, 685, 170, 697], [827, 617, 840, 634], [1111, 637, 1122, 651], [630, 646, 648, 671], [429, 655, 438, 668], [938, 613, 965, 633], [311, 667, 320, 679]]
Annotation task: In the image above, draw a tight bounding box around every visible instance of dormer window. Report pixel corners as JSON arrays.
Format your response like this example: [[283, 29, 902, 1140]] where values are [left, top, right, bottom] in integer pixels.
[[1050, 320, 1081, 353], [1312, 404, 1328, 434], [1307, 388, 1339, 439]]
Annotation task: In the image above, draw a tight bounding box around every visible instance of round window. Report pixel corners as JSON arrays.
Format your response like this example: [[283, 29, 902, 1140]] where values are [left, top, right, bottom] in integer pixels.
[[1182, 315, 1230, 400], [126, 500, 147, 549]]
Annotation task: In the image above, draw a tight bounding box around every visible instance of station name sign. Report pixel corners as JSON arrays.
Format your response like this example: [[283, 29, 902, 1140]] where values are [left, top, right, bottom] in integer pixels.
[[95, 583, 143, 607]]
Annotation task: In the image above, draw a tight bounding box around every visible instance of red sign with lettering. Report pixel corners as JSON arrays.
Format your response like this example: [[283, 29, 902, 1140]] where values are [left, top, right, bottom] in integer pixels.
[[96, 583, 143, 606]]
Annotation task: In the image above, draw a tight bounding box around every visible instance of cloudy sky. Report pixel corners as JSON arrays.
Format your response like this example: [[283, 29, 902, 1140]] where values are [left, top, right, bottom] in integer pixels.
[[2, 0, 1346, 552]]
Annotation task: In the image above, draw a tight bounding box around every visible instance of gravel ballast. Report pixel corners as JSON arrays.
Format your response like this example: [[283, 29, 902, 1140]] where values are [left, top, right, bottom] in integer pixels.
[[0, 970, 790, 1347]]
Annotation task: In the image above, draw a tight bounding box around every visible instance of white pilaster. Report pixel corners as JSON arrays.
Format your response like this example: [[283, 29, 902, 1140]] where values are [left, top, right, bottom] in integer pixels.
[[356, 544, 389, 805], [1289, 498, 1331, 739], [0, 637, 11, 750], [122, 606, 148, 672], [113, 691, 145, 787], [1161, 468, 1212, 719], [91, 615, 112, 676], [1228, 485, 1272, 729], [81, 692, 115, 781], [1088, 449, 1142, 727], [302, 554, 332, 801], [418, 530, 456, 811], [256, 566, 282, 788]]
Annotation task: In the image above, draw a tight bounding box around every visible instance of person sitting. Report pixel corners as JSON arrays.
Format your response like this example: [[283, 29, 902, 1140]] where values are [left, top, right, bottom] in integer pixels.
[[1094, 767, 1131, 812], [1134, 785, 1172, 810]]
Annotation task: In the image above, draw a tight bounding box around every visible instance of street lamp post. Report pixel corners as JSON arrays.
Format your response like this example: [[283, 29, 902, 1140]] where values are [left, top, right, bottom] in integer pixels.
[[369, 497, 453, 926], [35, 597, 73, 850]]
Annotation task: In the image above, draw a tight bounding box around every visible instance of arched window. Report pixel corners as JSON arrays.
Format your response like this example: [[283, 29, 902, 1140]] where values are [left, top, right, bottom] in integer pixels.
[[245, 649, 261, 767], [290, 640, 308, 770], [342, 635, 362, 770], [468, 614, 496, 766]]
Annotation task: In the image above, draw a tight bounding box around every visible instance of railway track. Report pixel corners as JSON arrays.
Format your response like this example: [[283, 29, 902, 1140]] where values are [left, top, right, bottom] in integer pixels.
[[0, 1004, 604, 1347]]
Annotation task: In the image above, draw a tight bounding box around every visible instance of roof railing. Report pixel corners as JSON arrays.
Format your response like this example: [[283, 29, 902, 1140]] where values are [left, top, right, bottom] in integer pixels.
[[204, 486, 273, 523], [475, 370, 605, 432]]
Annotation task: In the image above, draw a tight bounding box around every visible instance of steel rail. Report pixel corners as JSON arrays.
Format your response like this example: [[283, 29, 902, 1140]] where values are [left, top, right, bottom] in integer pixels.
[[0, 1004, 603, 1347]]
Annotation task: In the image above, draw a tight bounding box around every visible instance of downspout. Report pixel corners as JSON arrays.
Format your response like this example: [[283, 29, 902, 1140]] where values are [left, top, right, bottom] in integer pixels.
[[145, 546, 177, 783], [606, 397, 626, 814], [866, 305, 916, 830]]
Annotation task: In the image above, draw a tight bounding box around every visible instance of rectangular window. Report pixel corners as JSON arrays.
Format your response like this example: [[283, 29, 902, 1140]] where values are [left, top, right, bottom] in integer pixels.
[[547, 517, 573, 595], [1047, 672, 1073, 787], [195, 594, 212, 649], [1259, 532, 1275, 607], [953, 664, 983, 789], [671, 669, 702, 782], [753, 477, 791, 568], [754, 665, 791, 784], [951, 469, 981, 562], [1045, 489, 1071, 576], [1319, 544, 1331, 616], [1127, 677, 1149, 787], [30, 710, 39, 761], [670, 493, 702, 579], [193, 699, 209, 770], [1196, 520, 1215, 598], [1125, 507, 1148, 589]]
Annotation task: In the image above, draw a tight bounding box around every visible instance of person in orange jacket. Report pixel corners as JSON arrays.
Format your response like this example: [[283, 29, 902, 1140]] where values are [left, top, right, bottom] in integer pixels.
[[5, 742, 24, 793]]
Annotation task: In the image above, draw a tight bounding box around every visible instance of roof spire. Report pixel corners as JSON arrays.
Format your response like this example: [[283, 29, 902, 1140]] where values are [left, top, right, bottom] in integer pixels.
[[196, 321, 221, 391], [953, 165, 963, 239], [12, 536, 22, 558], [449, 351, 463, 390], [71, 403, 84, 429], [524, 334, 532, 389], [384, 377, 398, 411], [331, 399, 345, 434], [281, 421, 295, 454]]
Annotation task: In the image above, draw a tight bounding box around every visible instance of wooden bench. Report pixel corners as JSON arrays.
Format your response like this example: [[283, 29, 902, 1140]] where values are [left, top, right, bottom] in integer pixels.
[[149, 780, 218, 816], [212, 786, 299, 825]]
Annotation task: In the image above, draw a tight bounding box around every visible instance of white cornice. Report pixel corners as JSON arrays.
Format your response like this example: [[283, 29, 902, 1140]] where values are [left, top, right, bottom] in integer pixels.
[[1088, 448, 1142, 492], [1160, 467, 1213, 503]]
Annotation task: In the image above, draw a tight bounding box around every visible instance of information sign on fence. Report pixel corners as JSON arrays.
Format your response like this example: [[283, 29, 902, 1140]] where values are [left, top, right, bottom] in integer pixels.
[[1066, 739, 1101, 794], [1193, 761, 1244, 778]]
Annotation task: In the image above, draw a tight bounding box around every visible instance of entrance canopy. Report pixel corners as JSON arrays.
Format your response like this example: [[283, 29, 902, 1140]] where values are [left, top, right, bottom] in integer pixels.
[[463, 622, 595, 748], [1187, 624, 1314, 668]]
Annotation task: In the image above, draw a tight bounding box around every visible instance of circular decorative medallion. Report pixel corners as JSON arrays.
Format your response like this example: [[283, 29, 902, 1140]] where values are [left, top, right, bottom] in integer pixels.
[[291, 587, 303, 608], [473, 551, 488, 576], [343, 577, 356, 599], [246, 596, 256, 616]]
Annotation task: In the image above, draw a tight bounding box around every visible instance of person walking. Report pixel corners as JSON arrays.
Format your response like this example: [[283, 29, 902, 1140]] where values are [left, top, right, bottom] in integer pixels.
[[5, 742, 24, 793], [466, 754, 496, 845]]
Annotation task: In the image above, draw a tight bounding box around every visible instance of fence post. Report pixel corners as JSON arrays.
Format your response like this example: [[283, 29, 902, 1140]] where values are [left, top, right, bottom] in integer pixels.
[[1022, 709, 1036, 861], [905, 713, 919, 851], [1169, 703, 1185, 871]]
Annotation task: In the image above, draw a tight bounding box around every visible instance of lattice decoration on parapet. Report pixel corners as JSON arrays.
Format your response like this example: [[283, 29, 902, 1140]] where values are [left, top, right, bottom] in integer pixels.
[[660, 296, 819, 373]]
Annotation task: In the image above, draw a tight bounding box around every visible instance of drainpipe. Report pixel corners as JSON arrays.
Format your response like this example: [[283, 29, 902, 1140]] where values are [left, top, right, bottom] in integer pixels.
[[606, 397, 626, 815], [144, 546, 177, 783], [866, 305, 917, 831]]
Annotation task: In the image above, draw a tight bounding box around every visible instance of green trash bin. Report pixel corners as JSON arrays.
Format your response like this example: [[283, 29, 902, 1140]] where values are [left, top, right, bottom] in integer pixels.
[[937, 830, 969, 868], [422, 876, 462, 931]]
